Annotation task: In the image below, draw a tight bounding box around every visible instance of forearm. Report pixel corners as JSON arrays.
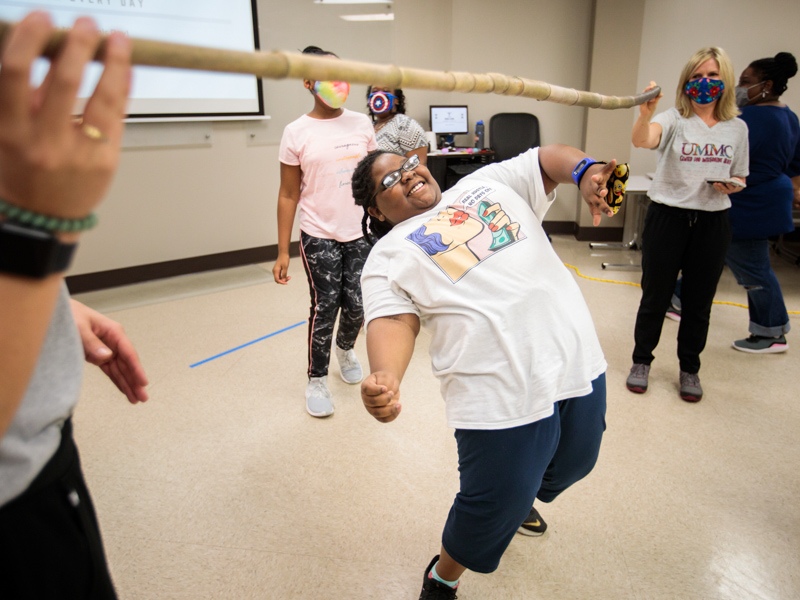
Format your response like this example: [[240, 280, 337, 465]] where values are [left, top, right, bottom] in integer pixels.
[[366, 314, 420, 380], [0, 275, 62, 438], [538, 144, 596, 193], [792, 175, 800, 206], [632, 116, 661, 149], [275, 194, 299, 254]]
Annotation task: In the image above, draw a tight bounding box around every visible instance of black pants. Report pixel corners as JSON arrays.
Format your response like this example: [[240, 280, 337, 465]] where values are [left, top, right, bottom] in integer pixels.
[[0, 419, 117, 600], [632, 201, 731, 374], [299, 232, 371, 378]]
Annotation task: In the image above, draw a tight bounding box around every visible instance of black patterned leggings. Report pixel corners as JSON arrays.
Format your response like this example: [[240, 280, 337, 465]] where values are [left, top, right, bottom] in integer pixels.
[[300, 232, 372, 378]]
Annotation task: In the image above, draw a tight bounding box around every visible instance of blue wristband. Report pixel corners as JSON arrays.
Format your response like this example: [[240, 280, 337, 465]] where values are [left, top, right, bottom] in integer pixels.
[[571, 158, 598, 186]]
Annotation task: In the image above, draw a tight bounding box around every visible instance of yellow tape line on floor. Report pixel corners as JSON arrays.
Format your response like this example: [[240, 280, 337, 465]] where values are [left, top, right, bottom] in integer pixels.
[[562, 262, 800, 315]]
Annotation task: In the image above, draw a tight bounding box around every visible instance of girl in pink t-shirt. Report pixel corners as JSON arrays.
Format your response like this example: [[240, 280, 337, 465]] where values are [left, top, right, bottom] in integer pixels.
[[273, 46, 377, 418]]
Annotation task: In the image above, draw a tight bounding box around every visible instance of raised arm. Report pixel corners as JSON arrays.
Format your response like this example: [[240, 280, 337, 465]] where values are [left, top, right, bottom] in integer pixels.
[[538, 144, 618, 226], [0, 13, 131, 438], [272, 162, 301, 284], [631, 81, 664, 149], [361, 313, 420, 423]]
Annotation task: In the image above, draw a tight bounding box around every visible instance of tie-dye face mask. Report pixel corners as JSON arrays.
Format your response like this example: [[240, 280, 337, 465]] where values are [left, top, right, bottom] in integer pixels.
[[313, 80, 350, 109], [684, 78, 725, 104]]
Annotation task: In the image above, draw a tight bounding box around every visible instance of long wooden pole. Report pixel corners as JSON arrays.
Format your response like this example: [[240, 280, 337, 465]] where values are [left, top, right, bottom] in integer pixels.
[[0, 19, 660, 110]]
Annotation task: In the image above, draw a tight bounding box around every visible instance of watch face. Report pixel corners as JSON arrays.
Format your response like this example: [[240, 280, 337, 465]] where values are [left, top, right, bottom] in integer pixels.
[[0, 221, 76, 278]]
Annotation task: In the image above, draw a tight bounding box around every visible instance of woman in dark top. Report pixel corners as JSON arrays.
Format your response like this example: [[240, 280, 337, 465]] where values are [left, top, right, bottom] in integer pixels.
[[728, 52, 800, 353]]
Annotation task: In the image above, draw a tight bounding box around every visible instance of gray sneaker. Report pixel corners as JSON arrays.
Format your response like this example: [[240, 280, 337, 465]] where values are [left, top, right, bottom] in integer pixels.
[[679, 370, 703, 402], [335, 346, 363, 384], [305, 376, 334, 417], [665, 304, 681, 322], [732, 334, 788, 354], [626, 363, 650, 393]]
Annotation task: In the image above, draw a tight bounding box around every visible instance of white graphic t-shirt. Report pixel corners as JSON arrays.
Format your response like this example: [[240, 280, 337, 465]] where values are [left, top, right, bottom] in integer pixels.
[[361, 148, 607, 430]]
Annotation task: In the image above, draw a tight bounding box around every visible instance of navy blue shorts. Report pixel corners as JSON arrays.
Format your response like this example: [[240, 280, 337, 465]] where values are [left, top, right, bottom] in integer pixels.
[[442, 373, 607, 573]]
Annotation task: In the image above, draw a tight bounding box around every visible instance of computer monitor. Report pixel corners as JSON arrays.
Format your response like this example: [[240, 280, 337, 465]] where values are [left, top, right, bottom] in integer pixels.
[[430, 105, 469, 149], [430, 105, 469, 136]]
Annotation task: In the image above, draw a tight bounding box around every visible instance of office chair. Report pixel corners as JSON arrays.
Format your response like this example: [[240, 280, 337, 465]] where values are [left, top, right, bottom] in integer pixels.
[[489, 112, 540, 161], [445, 112, 540, 188]]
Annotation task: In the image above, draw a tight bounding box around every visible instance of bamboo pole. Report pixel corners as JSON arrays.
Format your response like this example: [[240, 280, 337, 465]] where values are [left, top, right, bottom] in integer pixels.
[[0, 19, 660, 109]]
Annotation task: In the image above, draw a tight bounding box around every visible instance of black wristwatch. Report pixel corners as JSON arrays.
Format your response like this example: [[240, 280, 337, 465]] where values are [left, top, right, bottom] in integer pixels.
[[0, 221, 77, 279]]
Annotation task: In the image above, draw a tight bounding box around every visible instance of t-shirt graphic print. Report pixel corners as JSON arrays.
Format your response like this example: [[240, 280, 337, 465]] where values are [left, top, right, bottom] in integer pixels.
[[405, 185, 526, 283]]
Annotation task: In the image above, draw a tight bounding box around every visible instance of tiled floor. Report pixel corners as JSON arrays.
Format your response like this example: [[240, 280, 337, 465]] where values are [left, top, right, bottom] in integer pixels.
[[72, 235, 800, 600]]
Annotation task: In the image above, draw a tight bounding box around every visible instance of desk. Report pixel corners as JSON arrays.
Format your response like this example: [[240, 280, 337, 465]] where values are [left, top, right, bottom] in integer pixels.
[[589, 175, 651, 270], [427, 150, 494, 191]]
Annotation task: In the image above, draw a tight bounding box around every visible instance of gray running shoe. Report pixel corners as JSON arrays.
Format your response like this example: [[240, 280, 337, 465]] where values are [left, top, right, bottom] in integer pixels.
[[626, 363, 650, 393], [679, 370, 703, 402], [665, 304, 681, 322], [732, 334, 788, 354], [335, 346, 363, 384], [305, 376, 334, 417]]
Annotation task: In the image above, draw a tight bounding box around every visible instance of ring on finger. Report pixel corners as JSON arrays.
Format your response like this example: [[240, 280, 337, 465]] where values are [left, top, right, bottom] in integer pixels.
[[74, 118, 109, 143]]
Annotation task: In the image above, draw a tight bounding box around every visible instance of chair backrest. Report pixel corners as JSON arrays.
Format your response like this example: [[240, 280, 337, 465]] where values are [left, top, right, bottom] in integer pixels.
[[489, 113, 540, 162]]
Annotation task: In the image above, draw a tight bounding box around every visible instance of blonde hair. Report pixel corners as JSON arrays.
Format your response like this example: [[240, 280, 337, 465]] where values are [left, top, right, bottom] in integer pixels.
[[675, 47, 739, 121]]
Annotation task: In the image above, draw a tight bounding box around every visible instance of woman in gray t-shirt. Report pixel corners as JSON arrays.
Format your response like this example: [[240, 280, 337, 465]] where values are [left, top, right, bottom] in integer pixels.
[[626, 46, 749, 403]]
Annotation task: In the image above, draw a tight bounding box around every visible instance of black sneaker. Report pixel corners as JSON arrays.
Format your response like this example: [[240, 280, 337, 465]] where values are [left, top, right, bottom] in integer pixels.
[[517, 505, 547, 536], [419, 555, 458, 599]]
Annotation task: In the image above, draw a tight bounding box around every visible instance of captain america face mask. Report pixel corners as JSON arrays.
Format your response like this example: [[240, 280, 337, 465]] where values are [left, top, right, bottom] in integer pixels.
[[684, 78, 725, 104], [368, 91, 396, 114]]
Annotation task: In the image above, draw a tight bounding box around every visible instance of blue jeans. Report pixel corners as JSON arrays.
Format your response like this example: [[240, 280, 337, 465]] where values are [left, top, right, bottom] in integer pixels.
[[672, 239, 791, 337], [726, 238, 791, 337]]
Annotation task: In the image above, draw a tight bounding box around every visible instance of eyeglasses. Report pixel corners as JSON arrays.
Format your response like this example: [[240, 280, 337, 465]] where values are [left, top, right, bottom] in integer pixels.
[[372, 153, 420, 201]]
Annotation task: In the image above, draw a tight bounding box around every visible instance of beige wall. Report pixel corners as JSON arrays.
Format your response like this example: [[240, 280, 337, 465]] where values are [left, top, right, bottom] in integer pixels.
[[581, 0, 645, 229], [70, 0, 800, 276]]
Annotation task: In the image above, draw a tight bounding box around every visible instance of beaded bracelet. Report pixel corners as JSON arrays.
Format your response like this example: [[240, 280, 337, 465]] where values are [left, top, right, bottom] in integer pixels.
[[0, 197, 98, 232]]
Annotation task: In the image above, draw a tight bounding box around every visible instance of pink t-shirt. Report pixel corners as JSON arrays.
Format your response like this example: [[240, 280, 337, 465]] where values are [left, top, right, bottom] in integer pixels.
[[279, 109, 377, 242]]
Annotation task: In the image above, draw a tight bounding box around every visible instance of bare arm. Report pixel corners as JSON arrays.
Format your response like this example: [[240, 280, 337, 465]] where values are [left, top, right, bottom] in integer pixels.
[[538, 144, 617, 226], [360, 313, 420, 423], [0, 13, 131, 438], [632, 81, 664, 149], [272, 162, 301, 284], [793, 175, 800, 209]]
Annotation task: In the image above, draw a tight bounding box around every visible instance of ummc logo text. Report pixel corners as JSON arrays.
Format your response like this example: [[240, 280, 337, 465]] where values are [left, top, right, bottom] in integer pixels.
[[680, 143, 733, 163]]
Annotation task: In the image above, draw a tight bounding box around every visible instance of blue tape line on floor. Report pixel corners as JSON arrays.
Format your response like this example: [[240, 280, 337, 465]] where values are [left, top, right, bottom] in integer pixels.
[[190, 320, 306, 368]]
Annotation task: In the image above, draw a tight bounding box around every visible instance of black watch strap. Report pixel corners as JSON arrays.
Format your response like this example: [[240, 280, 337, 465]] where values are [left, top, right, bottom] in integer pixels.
[[0, 221, 77, 279]]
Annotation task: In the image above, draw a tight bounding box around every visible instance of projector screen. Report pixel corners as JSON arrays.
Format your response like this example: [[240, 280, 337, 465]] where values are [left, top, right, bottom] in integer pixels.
[[0, 0, 264, 120]]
